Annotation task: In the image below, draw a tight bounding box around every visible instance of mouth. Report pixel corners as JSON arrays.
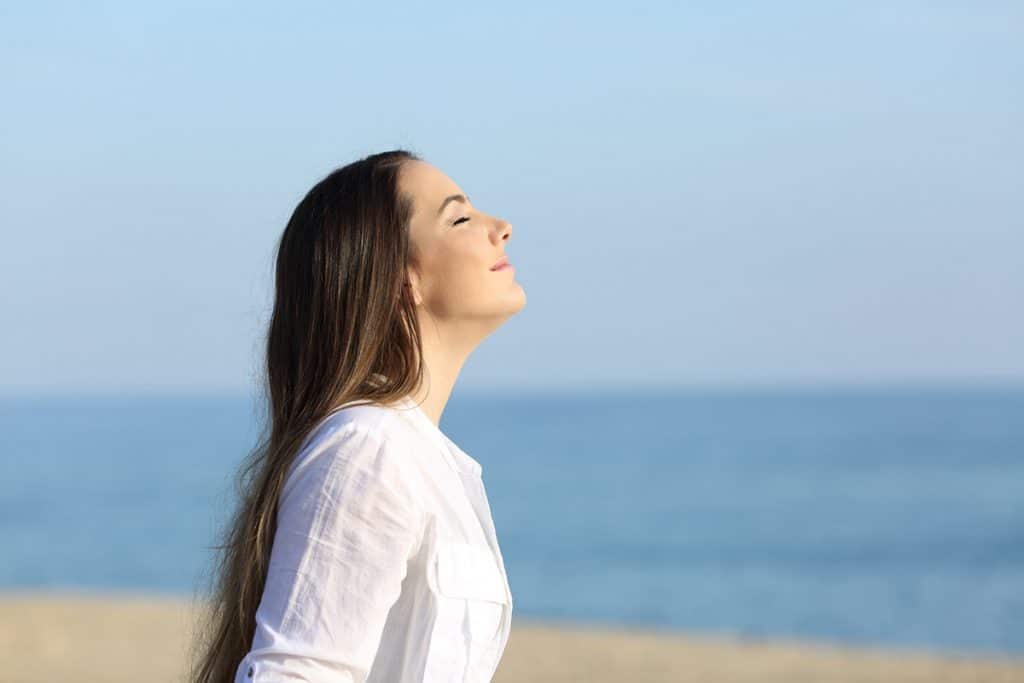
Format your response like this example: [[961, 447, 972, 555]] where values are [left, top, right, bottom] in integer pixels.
[[490, 255, 512, 271]]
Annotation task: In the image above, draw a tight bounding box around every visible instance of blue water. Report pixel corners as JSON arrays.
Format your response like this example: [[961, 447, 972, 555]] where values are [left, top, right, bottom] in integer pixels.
[[1, 386, 1022, 657]]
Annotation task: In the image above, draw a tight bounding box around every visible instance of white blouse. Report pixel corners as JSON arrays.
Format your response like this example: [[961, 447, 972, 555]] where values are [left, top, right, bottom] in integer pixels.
[[233, 394, 514, 683]]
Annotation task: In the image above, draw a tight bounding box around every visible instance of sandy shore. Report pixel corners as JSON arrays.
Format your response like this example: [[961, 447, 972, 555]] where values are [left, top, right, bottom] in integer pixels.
[[1, 591, 1022, 682]]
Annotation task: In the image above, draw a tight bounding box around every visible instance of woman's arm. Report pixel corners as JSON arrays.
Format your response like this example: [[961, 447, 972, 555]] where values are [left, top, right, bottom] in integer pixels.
[[238, 422, 426, 682]]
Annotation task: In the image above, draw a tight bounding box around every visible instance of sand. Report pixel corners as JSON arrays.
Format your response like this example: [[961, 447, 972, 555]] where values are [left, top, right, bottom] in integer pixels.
[[1, 590, 1022, 682]]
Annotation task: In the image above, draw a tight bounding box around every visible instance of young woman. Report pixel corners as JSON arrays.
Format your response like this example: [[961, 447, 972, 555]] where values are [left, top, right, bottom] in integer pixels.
[[189, 149, 526, 683]]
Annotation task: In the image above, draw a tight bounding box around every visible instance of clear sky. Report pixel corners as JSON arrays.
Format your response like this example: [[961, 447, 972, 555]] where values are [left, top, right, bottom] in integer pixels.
[[2, 2, 1021, 395]]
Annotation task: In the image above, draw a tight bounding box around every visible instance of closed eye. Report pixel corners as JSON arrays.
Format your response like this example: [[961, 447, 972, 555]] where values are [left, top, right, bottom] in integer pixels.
[[452, 216, 471, 226]]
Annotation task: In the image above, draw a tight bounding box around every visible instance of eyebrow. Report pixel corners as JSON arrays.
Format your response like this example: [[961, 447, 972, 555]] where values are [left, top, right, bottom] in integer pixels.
[[436, 193, 471, 217]]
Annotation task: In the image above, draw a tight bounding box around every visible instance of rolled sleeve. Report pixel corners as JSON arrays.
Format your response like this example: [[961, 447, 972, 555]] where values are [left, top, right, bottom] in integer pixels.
[[241, 421, 426, 682]]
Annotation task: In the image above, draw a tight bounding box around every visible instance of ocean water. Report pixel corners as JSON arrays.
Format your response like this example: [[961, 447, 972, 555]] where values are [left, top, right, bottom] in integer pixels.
[[1, 386, 1022, 657]]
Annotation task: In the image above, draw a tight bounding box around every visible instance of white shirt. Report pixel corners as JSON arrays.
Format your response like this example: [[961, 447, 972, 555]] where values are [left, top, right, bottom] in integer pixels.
[[234, 394, 514, 683]]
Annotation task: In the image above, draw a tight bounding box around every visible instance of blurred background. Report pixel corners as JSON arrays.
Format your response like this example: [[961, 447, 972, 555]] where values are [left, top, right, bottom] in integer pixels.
[[1, 2, 1022, 681]]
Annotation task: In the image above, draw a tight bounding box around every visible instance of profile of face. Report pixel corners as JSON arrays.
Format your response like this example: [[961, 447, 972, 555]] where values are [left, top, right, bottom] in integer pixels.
[[399, 160, 526, 337]]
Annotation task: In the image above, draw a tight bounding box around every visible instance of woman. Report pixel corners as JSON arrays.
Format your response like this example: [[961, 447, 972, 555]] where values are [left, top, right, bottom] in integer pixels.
[[189, 149, 526, 683]]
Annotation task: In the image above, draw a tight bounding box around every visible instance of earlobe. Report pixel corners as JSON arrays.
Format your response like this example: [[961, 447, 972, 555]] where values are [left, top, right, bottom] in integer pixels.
[[403, 280, 422, 307], [404, 266, 424, 307]]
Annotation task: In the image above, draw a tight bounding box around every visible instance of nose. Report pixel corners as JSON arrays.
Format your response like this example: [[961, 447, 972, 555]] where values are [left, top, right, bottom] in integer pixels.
[[495, 217, 512, 242]]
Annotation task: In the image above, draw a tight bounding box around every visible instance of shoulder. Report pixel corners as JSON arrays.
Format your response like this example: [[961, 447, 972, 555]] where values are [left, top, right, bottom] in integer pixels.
[[283, 401, 428, 500], [308, 400, 421, 453]]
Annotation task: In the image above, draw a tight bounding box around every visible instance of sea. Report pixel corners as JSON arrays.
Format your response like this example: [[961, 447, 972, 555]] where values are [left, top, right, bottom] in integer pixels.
[[1, 385, 1021, 658]]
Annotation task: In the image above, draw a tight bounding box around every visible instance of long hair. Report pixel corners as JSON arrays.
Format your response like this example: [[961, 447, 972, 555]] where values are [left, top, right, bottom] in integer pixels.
[[188, 148, 426, 683]]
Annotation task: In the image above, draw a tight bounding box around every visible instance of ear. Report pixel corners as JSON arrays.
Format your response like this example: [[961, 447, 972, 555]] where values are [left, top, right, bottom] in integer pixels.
[[404, 266, 424, 307]]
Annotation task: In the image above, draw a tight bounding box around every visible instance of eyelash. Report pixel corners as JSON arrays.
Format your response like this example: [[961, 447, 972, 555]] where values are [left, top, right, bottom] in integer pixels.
[[451, 216, 471, 226]]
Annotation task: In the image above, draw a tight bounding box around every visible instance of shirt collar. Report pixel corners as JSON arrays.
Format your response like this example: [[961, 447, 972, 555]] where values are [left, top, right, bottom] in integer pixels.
[[393, 394, 483, 477]]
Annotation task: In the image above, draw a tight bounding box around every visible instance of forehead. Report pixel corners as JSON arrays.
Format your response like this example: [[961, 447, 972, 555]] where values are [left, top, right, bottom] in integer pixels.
[[401, 160, 461, 219]]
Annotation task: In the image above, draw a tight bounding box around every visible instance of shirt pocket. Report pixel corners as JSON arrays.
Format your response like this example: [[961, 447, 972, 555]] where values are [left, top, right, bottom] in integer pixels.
[[434, 540, 510, 643]]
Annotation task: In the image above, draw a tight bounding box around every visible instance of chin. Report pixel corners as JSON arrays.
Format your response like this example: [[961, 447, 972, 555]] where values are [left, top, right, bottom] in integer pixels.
[[506, 284, 526, 312], [476, 286, 526, 322]]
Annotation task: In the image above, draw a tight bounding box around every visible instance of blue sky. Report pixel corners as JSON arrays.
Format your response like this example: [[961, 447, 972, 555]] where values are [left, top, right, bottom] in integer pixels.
[[2, 2, 1021, 394]]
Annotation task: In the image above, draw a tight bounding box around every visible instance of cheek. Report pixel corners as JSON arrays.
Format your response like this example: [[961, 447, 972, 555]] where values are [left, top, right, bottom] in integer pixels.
[[424, 245, 492, 308]]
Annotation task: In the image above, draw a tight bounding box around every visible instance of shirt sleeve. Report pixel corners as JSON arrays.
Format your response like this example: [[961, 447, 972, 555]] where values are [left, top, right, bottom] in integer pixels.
[[240, 421, 426, 682]]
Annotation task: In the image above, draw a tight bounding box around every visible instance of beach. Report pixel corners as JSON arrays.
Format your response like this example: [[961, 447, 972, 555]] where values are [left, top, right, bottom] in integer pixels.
[[2, 591, 1022, 682]]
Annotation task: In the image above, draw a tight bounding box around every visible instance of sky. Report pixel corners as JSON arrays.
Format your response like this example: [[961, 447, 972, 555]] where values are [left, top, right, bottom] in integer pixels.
[[1, 1, 1021, 395]]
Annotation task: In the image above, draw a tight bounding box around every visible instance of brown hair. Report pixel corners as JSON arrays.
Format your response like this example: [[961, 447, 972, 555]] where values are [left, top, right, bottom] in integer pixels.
[[188, 148, 427, 683]]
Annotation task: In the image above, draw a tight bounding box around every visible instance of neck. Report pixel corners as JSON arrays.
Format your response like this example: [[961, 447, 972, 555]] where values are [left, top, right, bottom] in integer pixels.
[[410, 318, 485, 426]]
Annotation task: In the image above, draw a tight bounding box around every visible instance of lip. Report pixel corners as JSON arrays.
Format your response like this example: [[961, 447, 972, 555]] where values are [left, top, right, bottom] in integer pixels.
[[490, 255, 511, 271]]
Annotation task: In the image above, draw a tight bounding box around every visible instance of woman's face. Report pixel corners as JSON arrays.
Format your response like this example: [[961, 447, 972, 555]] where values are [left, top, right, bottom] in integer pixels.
[[400, 160, 526, 328]]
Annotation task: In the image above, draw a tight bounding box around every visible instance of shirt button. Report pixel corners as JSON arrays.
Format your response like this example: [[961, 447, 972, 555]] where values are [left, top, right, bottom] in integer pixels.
[[247, 665, 253, 677]]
